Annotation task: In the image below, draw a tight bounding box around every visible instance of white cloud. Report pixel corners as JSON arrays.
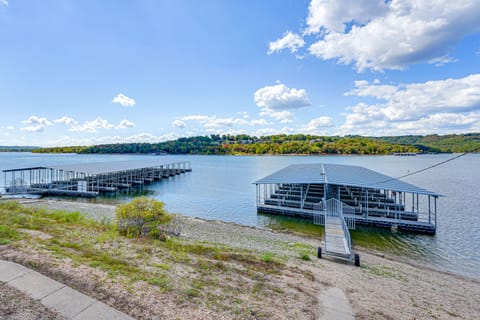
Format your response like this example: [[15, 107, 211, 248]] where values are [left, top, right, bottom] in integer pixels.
[[254, 83, 311, 123], [396, 113, 480, 132], [44, 132, 182, 147], [172, 119, 186, 128], [305, 0, 387, 34], [0, 0, 8, 7], [70, 117, 135, 132], [181, 115, 210, 121], [273, 0, 480, 71], [341, 74, 480, 135], [254, 83, 311, 111], [259, 109, 294, 123], [116, 119, 135, 129], [22, 115, 52, 126], [53, 116, 78, 125], [178, 115, 271, 128], [21, 125, 45, 133], [268, 31, 305, 55], [70, 117, 115, 133], [112, 93, 135, 107], [250, 119, 270, 126], [21, 116, 52, 133], [346, 74, 480, 121], [302, 116, 335, 133], [255, 127, 294, 137]]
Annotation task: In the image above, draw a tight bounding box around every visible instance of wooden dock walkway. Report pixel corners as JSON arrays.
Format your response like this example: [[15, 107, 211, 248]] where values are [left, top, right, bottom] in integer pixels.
[[325, 215, 351, 259]]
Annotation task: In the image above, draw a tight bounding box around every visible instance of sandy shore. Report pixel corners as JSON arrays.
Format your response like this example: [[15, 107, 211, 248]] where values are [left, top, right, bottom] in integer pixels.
[[10, 199, 480, 319]]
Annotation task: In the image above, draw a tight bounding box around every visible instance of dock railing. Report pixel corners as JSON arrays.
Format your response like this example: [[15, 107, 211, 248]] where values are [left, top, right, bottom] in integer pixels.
[[341, 202, 356, 229], [313, 201, 325, 225]]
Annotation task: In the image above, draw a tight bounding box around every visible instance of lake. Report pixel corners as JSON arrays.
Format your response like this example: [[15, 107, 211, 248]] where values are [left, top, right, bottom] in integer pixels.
[[1, 152, 479, 279]]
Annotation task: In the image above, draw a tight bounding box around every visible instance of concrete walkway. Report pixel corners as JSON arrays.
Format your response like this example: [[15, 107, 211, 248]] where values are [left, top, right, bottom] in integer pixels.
[[0, 259, 134, 320], [319, 287, 355, 320]]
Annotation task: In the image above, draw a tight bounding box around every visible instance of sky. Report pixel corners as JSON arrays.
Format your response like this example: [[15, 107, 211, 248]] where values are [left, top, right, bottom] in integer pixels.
[[1, 0, 480, 147]]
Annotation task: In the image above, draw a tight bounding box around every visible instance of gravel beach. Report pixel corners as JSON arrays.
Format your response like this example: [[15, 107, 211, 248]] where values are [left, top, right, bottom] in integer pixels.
[[9, 199, 480, 320]]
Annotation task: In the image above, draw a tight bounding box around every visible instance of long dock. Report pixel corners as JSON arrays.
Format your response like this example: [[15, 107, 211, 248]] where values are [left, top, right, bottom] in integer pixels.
[[1, 159, 192, 198]]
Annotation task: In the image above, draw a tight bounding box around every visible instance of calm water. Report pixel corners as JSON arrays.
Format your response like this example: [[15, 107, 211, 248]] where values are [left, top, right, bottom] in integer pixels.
[[1, 152, 479, 279]]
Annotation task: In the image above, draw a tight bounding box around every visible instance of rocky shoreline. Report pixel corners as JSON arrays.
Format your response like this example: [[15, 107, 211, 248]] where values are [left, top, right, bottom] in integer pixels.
[[5, 198, 480, 319]]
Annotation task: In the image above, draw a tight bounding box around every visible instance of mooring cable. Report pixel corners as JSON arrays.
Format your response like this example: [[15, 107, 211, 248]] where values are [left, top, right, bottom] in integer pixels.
[[376, 146, 480, 184]]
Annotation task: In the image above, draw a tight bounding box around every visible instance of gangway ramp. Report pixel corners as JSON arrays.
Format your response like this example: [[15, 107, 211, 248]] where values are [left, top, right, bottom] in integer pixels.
[[325, 215, 351, 259], [313, 198, 356, 263]]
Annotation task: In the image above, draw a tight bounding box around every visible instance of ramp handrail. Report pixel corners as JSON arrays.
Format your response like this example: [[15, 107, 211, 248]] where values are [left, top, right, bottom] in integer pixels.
[[341, 202, 356, 229]]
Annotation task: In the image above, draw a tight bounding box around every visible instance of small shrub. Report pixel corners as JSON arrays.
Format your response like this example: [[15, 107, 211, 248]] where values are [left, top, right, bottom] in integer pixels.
[[261, 252, 274, 263], [300, 252, 311, 261], [116, 197, 172, 238]]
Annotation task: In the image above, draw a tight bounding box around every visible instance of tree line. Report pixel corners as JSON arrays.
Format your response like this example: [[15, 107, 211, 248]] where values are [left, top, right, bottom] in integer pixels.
[[31, 133, 480, 155]]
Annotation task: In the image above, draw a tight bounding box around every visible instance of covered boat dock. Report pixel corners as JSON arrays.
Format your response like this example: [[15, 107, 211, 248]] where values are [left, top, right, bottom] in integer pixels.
[[1, 159, 191, 197], [254, 163, 439, 234]]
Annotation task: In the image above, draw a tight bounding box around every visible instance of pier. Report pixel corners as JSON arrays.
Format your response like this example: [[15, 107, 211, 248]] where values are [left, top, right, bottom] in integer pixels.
[[254, 163, 439, 235], [1, 159, 192, 197]]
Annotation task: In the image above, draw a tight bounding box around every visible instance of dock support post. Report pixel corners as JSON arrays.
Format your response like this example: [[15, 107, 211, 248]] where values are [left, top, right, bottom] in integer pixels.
[[428, 195, 431, 224]]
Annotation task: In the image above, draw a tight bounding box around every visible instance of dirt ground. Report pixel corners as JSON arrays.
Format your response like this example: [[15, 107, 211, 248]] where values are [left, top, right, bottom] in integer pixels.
[[0, 282, 64, 320], [3, 199, 480, 320]]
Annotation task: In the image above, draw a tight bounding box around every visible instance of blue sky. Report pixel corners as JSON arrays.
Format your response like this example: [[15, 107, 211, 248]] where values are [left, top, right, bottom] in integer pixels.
[[1, 0, 480, 146]]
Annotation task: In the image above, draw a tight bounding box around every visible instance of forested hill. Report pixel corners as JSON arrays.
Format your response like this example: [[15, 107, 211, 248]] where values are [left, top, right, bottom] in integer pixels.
[[375, 133, 480, 153], [31, 133, 480, 155]]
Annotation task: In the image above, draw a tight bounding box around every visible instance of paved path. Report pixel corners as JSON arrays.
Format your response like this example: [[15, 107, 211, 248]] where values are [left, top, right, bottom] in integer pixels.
[[0, 259, 134, 320], [319, 287, 355, 320]]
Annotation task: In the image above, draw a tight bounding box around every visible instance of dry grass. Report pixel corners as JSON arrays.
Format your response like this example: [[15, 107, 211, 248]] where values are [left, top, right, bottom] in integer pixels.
[[0, 201, 319, 320]]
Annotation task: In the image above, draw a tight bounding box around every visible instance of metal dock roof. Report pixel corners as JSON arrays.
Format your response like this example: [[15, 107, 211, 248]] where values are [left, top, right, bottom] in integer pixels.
[[254, 163, 439, 196], [2, 158, 185, 175]]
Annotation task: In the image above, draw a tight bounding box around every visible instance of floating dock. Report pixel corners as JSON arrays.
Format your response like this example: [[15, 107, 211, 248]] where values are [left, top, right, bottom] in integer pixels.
[[254, 163, 439, 234], [1, 159, 191, 197]]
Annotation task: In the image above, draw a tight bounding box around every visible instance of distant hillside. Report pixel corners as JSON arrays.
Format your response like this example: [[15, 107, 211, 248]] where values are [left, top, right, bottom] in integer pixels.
[[33, 134, 419, 155], [376, 133, 480, 153], [0, 146, 40, 152], [32, 133, 480, 155]]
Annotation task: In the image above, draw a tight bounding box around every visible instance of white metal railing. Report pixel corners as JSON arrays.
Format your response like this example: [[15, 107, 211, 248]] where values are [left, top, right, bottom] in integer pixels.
[[313, 201, 325, 225], [341, 202, 356, 229], [301, 184, 310, 209]]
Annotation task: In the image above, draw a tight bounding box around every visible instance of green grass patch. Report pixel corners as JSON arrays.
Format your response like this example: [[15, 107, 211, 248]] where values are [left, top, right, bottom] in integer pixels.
[[147, 275, 173, 292], [185, 288, 202, 298], [0, 200, 22, 211], [363, 264, 406, 281], [152, 262, 170, 270], [0, 224, 18, 238], [47, 210, 85, 223]]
